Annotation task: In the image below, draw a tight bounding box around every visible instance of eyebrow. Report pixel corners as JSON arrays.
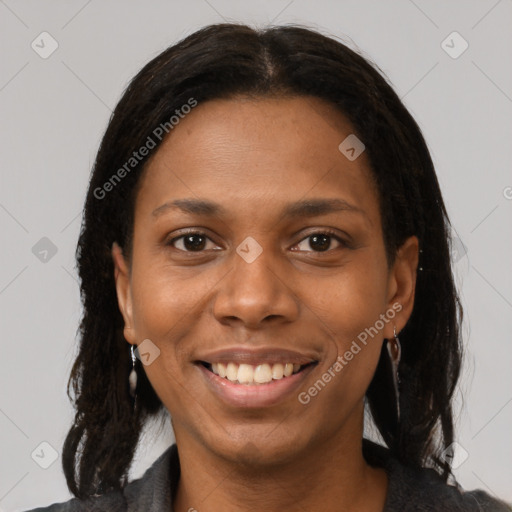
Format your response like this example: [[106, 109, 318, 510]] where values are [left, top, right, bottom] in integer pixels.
[[152, 198, 226, 217], [152, 197, 369, 223]]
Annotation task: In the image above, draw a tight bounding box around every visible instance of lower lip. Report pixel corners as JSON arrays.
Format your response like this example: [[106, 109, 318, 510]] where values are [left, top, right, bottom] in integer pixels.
[[197, 364, 316, 408]]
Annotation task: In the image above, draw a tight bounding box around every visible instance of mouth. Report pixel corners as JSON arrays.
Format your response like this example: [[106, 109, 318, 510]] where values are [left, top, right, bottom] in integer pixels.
[[199, 361, 316, 385], [194, 348, 319, 408]]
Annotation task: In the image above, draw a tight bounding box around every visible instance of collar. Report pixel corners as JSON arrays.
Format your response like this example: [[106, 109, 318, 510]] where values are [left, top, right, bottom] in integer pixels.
[[120, 440, 509, 511]]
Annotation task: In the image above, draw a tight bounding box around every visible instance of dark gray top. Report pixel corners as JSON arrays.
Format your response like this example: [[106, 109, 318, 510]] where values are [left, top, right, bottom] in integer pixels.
[[24, 441, 511, 511]]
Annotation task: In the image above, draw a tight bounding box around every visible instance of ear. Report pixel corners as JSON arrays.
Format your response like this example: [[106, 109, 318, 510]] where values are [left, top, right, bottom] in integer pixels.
[[111, 242, 136, 345], [384, 235, 419, 339]]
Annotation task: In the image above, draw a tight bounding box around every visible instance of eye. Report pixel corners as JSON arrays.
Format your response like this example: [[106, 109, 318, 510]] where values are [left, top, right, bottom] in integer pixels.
[[167, 231, 220, 252], [293, 230, 345, 253]]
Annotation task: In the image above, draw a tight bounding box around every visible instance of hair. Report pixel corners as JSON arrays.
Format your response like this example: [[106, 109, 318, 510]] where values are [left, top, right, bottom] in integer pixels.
[[63, 23, 463, 498]]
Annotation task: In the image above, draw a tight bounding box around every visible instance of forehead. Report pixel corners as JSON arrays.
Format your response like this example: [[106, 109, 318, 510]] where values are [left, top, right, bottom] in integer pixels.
[[135, 96, 380, 225]]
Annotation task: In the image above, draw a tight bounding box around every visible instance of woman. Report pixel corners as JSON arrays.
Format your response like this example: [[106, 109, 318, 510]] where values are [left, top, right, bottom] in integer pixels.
[[26, 23, 511, 511]]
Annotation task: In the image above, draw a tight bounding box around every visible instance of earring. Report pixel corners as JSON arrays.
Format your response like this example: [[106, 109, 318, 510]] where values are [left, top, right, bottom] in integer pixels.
[[386, 326, 402, 421], [129, 344, 137, 399]]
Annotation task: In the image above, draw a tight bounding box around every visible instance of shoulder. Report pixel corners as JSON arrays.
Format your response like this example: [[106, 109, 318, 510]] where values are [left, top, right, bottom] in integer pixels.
[[21, 490, 126, 512], [363, 440, 512, 512], [388, 461, 512, 512], [22, 444, 178, 512]]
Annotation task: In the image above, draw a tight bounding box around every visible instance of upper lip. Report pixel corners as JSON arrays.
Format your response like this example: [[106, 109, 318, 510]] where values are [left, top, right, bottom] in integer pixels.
[[196, 347, 319, 366]]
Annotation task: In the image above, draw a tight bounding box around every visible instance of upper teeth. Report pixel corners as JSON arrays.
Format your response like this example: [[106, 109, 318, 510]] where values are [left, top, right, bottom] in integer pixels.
[[210, 362, 302, 385]]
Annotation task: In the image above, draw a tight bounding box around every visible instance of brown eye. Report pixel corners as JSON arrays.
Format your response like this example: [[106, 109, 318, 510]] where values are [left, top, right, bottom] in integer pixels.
[[294, 231, 344, 253], [168, 232, 218, 252], [182, 234, 206, 251], [308, 234, 331, 252]]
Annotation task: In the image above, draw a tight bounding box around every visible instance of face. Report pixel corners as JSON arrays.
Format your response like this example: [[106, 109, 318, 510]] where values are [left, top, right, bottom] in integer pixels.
[[113, 96, 418, 467]]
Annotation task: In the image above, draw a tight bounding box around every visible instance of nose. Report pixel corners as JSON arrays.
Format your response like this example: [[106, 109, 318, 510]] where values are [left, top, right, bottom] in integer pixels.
[[212, 242, 300, 329]]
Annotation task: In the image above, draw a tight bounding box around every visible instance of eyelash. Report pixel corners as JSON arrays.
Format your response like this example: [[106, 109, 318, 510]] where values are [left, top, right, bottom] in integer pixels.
[[166, 228, 347, 254]]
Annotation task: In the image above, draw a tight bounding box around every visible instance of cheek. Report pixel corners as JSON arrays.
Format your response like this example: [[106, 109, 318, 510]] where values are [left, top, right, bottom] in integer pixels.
[[128, 257, 220, 387], [130, 253, 206, 337], [316, 259, 388, 340], [128, 265, 199, 410], [128, 263, 190, 390], [131, 280, 181, 338], [310, 254, 389, 389]]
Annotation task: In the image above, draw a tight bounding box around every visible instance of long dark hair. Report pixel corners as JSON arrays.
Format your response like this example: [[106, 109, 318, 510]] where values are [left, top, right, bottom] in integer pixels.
[[63, 23, 462, 498]]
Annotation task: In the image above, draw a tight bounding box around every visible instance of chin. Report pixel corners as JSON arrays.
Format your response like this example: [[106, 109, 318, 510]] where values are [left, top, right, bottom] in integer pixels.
[[203, 423, 312, 468]]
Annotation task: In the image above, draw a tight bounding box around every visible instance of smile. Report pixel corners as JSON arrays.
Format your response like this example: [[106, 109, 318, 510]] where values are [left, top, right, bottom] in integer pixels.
[[201, 361, 314, 385], [196, 356, 318, 408]]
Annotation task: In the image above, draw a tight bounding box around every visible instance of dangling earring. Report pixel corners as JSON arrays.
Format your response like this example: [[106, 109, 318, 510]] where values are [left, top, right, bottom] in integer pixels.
[[386, 326, 402, 422], [129, 344, 138, 399]]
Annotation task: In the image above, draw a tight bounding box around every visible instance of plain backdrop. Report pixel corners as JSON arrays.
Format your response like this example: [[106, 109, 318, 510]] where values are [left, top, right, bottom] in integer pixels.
[[1, 1, 511, 510]]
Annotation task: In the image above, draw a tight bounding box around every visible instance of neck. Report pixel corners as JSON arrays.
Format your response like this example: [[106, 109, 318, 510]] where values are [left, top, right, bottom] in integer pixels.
[[173, 414, 388, 512]]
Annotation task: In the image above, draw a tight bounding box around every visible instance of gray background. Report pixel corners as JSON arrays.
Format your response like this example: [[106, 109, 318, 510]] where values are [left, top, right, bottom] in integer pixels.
[[1, 0, 511, 509]]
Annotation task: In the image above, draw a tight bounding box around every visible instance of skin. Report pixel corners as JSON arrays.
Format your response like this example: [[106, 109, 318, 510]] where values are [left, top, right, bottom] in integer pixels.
[[112, 95, 419, 512]]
